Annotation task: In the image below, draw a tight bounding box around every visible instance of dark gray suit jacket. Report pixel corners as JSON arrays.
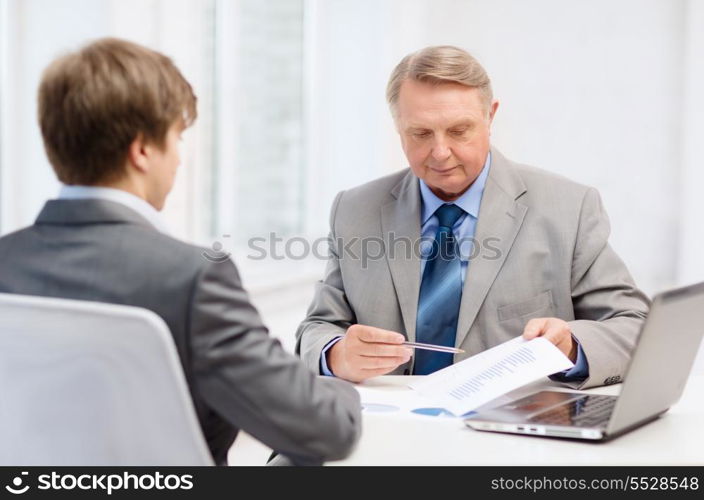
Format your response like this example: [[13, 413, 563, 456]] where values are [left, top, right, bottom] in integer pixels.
[[0, 199, 361, 465]]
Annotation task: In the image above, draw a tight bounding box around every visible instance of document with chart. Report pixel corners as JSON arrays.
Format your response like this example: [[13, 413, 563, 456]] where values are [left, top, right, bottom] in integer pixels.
[[408, 336, 574, 416]]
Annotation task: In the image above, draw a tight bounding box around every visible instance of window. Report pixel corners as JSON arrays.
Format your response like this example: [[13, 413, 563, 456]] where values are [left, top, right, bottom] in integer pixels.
[[213, 0, 305, 247]]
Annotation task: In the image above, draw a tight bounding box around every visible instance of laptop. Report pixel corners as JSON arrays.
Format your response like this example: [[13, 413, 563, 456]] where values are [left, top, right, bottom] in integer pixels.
[[463, 281, 704, 441]]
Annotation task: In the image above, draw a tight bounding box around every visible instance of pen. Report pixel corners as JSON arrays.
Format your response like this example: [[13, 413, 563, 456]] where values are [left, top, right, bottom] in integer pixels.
[[402, 341, 464, 354]]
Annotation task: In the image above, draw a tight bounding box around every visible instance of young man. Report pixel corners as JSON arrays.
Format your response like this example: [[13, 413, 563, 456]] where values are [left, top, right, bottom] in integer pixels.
[[0, 38, 361, 465]]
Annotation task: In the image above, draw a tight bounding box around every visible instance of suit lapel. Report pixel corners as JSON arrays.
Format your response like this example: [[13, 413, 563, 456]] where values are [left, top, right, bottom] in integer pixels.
[[381, 171, 422, 342], [455, 149, 528, 348]]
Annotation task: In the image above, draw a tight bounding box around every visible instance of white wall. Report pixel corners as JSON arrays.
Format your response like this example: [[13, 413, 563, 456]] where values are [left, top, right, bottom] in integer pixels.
[[438, 0, 685, 295], [677, 0, 704, 287]]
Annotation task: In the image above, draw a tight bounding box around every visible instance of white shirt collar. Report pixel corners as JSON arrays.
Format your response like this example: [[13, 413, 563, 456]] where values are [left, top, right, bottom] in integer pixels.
[[57, 185, 170, 234]]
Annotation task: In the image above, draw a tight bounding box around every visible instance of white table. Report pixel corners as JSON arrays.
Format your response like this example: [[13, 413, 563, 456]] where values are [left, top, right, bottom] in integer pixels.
[[329, 375, 704, 466]]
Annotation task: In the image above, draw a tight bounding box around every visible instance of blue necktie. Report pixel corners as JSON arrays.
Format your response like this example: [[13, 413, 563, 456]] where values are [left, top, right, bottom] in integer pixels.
[[413, 203, 465, 375]]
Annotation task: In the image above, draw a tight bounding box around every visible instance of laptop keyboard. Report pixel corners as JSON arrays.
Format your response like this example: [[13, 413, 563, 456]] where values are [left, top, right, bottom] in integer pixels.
[[528, 394, 617, 427]]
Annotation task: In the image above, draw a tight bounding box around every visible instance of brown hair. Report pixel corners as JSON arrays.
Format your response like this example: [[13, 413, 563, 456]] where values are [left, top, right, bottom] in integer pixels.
[[386, 45, 492, 118], [38, 37, 197, 185]]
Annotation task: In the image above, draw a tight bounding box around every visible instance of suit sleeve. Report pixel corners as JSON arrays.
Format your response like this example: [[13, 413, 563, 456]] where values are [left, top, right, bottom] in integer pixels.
[[188, 256, 361, 464], [296, 191, 358, 371], [566, 187, 651, 389]]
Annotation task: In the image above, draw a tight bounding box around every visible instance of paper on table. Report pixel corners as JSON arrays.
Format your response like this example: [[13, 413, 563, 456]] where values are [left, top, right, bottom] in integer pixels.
[[355, 382, 454, 419], [408, 336, 574, 416]]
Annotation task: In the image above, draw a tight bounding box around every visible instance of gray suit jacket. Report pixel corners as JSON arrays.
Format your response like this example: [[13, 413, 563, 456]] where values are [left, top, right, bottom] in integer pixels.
[[0, 199, 361, 465], [297, 148, 650, 389]]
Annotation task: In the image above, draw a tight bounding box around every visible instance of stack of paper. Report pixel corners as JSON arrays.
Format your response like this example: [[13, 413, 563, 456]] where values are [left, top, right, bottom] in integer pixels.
[[409, 336, 574, 416]]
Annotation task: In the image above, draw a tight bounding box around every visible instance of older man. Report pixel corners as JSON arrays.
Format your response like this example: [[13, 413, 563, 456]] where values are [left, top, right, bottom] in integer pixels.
[[296, 45, 649, 389]]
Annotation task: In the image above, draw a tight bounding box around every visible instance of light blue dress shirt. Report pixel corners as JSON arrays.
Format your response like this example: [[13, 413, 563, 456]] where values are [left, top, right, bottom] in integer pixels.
[[321, 153, 588, 380]]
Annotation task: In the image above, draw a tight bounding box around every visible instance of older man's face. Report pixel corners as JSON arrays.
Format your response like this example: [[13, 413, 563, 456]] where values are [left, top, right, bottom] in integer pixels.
[[396, 79, 498, 201]]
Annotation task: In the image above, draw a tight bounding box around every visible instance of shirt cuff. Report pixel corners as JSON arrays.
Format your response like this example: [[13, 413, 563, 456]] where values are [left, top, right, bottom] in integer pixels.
[[550, 337, 589, 381], [319, 336, 343, 376]]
